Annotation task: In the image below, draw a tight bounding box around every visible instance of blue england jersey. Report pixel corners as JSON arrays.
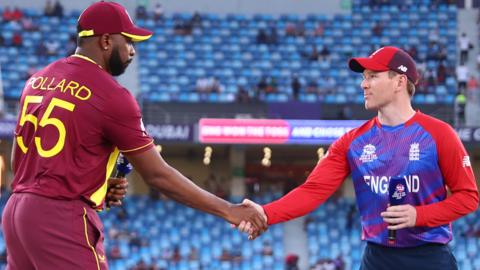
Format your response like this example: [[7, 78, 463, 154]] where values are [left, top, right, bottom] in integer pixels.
[[264, 112, 478, 247]]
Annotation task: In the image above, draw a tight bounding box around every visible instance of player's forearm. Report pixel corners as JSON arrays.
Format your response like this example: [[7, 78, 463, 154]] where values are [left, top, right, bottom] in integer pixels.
[[144, 165, 233, 220], [415, 189, 479, 227]]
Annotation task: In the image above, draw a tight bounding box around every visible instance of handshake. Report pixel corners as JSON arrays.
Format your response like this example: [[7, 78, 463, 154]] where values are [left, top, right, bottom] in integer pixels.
[[229, 199, 268, 240], [106, 177, 268, 240]]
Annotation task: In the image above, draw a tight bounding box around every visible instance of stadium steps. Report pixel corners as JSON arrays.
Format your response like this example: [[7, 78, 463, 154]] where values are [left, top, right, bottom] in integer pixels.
[[283, 216, 309, 270]]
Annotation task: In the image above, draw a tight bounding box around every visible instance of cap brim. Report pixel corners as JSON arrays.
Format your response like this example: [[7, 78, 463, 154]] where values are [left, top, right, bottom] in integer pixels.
[[121, 26, 153, 42], [349, 57, 389, 73]]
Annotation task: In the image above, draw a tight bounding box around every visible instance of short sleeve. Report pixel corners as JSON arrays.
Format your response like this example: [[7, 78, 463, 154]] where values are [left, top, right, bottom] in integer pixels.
[[103, 88, 153, 154]]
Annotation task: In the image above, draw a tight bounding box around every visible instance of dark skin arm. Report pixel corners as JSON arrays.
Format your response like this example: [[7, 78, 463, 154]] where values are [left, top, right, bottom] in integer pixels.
[[105, 177, 128, 207], [124, 147, 267, 232]]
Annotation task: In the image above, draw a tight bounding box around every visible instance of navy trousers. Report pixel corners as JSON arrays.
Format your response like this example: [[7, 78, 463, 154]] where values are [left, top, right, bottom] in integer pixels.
[[360, 242, 457, 270]]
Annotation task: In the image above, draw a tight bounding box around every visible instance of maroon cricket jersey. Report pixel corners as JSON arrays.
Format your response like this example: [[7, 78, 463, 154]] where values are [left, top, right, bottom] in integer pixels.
[[12, 55, 154, 208]]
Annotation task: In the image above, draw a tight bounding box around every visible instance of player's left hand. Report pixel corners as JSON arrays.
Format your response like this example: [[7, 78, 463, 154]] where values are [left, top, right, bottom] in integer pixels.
[[381, 204, 417, 230], [106, 177, 128, 207]]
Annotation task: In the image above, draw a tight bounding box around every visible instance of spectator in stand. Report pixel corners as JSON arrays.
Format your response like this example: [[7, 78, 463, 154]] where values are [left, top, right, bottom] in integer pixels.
[[129, 232, 144, 250], [0, 35, 4, 47], [455, 91, 466, 126], [314, 22, 324, 37], [2, 6, 13, 23], [256, 29, 269, 44], [372, 22, 383, 36], [109, 244, 123, 260], [320, 46, 331, 62], [36, 41, 48, 57], [188, 247, 198, 261], [334, 255, 346, 270], [53, 0, 64, 17], [10, 7, 23, 21], [269, 26, 278, 45], [219, 248, 233, 261], [323, 76, 336, 94], [161, 247, 172, 261], [171, 246, 181, 263], [262, 241, 273, 256], [236, 86, 250, 102], [285, 22, 296, 36], [425, 68, 437, 93], [44, 40, 60, 56], [292, 74, 302, 100], [131, 259, 148, 270], [153, 3, 164, 21], [173, 20, 193, 35], [304, 45, 319, 61], [459, 32, 472, 64], [44, 0, 55, 17], [285, 254, 300, 270], [437, 45, 447, 62], [136, 4, 147, 19], [307, 80, 319, 94], [295, 22, 305, 37], [456, 64, 469, 92], [467, 75, 478, 98], [21, 17, 38, 31], [66, 34, 77, 56], [256, 76, 268, 97], [2, 7, 14, 22], [428, 29, 439, 45], [209, 76, 222, 93], [12, 32, 22, 47], [196, 77, 209, 93], [266, 77, 278, 93], [436, 62, 446, 85], [427, 42, 440, 61], [191, 12, 202, 28], [407, 45, 419, 61]]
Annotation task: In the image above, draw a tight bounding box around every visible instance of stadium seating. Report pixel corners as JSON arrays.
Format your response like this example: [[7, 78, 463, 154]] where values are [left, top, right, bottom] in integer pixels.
[[0, 1, 458, 104], [100, 193, 285, 270]]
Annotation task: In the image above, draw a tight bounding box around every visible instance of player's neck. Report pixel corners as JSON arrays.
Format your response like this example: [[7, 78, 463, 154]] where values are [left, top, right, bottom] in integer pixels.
[[74, 48, 107, 70], [377, 101, 415, 127]]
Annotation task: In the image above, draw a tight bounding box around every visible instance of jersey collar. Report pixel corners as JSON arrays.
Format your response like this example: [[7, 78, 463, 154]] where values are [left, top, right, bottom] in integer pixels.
[[71, 54, 103, 69]]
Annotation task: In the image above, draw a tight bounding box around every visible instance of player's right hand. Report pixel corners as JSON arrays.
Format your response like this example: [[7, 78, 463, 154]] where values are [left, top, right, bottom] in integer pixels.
[[231, 199, 268, 240], [227, 201, 268, 239]]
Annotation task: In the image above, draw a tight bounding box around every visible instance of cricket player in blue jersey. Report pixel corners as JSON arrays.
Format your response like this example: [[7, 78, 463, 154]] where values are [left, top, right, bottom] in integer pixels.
[[237, 46, 478, 270]]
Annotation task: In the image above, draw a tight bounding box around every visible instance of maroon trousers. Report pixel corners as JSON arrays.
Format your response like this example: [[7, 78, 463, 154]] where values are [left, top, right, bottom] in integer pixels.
[[2, 193, 108, 270]]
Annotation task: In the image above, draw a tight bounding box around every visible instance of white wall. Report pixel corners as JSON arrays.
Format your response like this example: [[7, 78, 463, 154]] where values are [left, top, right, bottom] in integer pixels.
[[3, 0, 347, 15]]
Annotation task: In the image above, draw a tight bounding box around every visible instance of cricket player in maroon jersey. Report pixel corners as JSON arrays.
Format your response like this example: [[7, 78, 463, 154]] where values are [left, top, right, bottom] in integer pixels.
[[2, 2, 266, 269]]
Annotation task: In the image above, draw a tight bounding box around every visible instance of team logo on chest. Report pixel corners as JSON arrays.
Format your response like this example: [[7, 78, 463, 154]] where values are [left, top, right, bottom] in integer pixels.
[[409, 142, 420, 161], [360, 144, 377, 163]]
